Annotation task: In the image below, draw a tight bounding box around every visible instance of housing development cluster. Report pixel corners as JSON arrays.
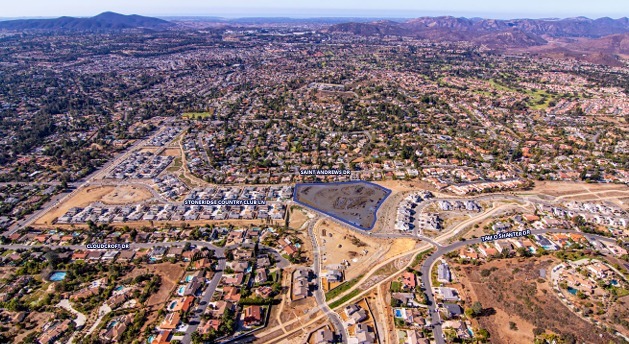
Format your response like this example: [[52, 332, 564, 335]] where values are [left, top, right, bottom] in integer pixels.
[[0, 13, 627, 344]]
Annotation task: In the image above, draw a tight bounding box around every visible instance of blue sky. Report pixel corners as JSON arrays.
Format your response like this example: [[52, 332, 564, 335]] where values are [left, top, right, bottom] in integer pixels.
[[2, 0, 628, 19]]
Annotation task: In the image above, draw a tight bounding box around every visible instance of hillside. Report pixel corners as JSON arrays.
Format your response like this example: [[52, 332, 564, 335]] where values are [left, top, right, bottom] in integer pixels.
[[328, 16, 629, 49], [0, 12, 174, 31]]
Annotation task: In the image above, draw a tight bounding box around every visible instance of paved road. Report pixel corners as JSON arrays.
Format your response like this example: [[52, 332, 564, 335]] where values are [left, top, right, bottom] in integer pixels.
[[419, 229, 619, 344], [307, 216, 348, 344], [183, 248, 226, 343]]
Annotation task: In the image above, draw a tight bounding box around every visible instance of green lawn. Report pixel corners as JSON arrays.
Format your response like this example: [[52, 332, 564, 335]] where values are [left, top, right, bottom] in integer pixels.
[[390, 281, 403, 292], [325, 276, 362, 301], [329, 289, 361, 309], [489, 79, 556, 110]]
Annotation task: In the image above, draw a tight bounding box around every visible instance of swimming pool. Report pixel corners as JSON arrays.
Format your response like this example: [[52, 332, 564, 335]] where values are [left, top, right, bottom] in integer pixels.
[[114, 285, 124, 291], [611, 279, 619, 286], [394, 309, 404, 318], [49, 271, 67, 281], [147, 335, 155, 343], [567, 287, 577, 295], [185, 275, 193, 282], [168, 300, 178, 310], [108, 320, 118, 329], [177, 286, 186, 295]]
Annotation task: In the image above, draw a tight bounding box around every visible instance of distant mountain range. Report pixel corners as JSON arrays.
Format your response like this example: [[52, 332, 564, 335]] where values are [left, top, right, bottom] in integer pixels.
[[0, 12, 174, 31], [328, 16, 629, 48], [0, 12, 626, 65]]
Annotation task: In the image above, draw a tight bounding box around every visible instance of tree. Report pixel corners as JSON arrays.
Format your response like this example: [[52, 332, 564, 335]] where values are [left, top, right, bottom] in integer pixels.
[[477, 328, 490, 342], [561, 333, 577, 344], [45, 251, 60, 269], [471, 301, 483, 316]]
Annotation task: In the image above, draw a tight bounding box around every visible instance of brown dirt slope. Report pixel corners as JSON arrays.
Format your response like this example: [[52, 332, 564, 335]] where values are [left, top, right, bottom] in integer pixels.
[[458, 258, 620, 344]]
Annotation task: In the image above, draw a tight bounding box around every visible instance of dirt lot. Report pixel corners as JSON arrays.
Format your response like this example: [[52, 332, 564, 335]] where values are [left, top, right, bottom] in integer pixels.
[[127, 262, 187, 333], [36, 185, 115, 225], [35, 184, 155, 226], [384, 237, 418, 260], [295, 182, 390, 230], [127, 262, 187, 308], [374, 179, 436, 193], [316, 219, 391, 280], [289, 207, 309, 229], [525, 181, 629, 198], [138, 147, 158, 153], [100, 185, 153, 204], [454, 257, 621, 344], [160, 148, 181, 157]]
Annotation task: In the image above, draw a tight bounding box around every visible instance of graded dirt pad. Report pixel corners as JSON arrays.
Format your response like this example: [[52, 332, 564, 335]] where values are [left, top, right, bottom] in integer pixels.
[[526, 180, 629, 198], [35, 185, 115, 225], [34, 185, 154, 226], [294, 181, 390, 230], [138, 147, 158, 153], [288, 207, 309, 229], [278, 296, 318, 325], [316, 219, 390, 280], [160, 148, 182, 157], [100, 185, 154, 204], [374, 179, 435, 193], [456, 258, 620, 344], [384, 238, 418, 260]]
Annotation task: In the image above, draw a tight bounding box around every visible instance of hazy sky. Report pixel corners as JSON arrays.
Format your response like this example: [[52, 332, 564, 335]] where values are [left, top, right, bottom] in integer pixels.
[[2, 0, 628, 19]]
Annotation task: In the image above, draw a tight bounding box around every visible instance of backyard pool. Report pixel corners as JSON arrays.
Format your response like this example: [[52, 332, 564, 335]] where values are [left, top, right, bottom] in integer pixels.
[[49, 271, 67, 281], [567, 287, 577, 295], [147, 335, 155, 343], [168, 300, 178, 311], [177, 286, 186, 295], [394, 309, 404, 318]]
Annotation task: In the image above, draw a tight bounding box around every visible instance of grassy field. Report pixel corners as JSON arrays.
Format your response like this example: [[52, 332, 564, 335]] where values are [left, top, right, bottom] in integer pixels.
[[166, 157, 182, 172], [325, 275, 362, 301], [183, 112, 213, 119], [329, 289, 361, 309], [489, 79, 555, 110]]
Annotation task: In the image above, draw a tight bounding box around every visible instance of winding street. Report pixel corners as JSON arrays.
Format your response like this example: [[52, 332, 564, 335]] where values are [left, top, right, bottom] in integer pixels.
[[307, 216, 348, 344]]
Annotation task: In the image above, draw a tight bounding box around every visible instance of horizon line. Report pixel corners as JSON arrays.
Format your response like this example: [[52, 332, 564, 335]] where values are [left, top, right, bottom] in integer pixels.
[[1, 12, 627, 21]]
